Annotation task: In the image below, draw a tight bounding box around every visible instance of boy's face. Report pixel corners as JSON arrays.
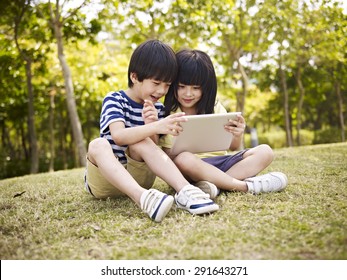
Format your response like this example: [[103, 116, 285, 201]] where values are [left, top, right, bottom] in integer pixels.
[[177, 83, 202, 111], [131, 74, 171, 104]]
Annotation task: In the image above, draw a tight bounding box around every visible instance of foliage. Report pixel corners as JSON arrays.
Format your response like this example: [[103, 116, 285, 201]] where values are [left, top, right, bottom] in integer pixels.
[[1, 143, 346, 259], [313, 127, 345, 144], [0, 0, 346, 178]]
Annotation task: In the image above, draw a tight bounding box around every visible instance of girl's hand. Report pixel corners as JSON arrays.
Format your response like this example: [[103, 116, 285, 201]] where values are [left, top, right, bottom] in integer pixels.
[[224, 114, 246, 138], [156, 112, 187, 135], [142, 100, 158, 124]]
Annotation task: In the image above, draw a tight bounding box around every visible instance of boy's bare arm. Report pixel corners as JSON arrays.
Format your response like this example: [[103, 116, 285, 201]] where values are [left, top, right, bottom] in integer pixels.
[[142, 100, 160, 144], [109, 113, 187, 146]]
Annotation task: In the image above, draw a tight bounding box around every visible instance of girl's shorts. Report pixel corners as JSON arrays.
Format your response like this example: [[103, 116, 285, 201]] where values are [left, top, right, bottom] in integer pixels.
[[84, 152, 156, 199], [201, 149, 248, 172]]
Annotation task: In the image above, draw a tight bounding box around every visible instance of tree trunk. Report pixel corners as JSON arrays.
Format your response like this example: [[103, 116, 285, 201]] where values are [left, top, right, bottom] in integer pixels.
[[20, 124, 28, 160], [52, 11, 86, 167], [59, 117, 68, 170], [25, 60, 39, 173], [237, 58, 248, 149], [1, 122, 15, 160], [295, 66, 305, 146], [223, 36, 247, 149], [49, 89, 56, 172], [335, 81, 345, 142], [13, 2, 39, 174], [279, 50, 293, 147], [237, 58, 248, 114]]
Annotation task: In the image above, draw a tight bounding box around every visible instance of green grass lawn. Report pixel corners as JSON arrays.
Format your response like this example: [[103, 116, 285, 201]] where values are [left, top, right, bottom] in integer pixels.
[[0, 143, 346, 260]]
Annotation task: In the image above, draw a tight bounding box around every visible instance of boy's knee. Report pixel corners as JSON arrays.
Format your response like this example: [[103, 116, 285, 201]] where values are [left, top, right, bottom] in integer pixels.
[[174, 152, 196, 169], [128, 138, 158, 161], [88, 138, 110, 155], [129, 137, 154, 153]]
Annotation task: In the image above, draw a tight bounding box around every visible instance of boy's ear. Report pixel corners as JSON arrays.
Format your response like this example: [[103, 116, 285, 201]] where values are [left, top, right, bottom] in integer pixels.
[[130, 72, 139, 84]]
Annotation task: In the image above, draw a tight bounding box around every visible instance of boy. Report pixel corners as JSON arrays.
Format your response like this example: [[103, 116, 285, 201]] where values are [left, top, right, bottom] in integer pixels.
[[84, 40, 219, 222]]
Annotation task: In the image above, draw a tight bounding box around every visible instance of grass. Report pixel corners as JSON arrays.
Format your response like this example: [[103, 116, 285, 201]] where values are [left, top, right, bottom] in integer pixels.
[[0, 143, 346, 260]]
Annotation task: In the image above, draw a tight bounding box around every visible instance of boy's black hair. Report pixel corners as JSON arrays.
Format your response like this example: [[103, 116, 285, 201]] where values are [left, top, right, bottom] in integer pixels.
[[164, 49, 217, 116], [128, 39, 178, 87]]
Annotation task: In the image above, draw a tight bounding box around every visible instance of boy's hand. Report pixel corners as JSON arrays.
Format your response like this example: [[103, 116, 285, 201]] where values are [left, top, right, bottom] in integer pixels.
[[224, 114, 246, 138], [142, 100, 158, 124], [157, 112, 187, 135]]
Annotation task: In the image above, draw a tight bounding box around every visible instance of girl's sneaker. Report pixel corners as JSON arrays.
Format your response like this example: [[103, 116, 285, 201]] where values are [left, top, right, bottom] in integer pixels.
[[140, 189, 174, 222], [195, 181, 220, 199], [175, 185, 219, 215], [245, 172, 288, 194]]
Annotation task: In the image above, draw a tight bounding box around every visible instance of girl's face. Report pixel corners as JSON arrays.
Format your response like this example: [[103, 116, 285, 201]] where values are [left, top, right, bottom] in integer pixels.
[[177, 83, 202, 114]]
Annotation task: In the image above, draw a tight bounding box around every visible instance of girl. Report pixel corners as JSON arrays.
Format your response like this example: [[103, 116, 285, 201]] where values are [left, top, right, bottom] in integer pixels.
[[160, 49, 288, 197]]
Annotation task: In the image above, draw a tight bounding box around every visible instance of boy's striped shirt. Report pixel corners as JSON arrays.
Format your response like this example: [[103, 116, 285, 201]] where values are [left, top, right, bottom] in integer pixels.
[[100, 90, 165, 164]]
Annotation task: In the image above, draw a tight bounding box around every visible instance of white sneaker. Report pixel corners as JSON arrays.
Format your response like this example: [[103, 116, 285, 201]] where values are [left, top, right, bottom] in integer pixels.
[[140, 189, 174, 222], [195, 181, 220, 199], [245, 172, 288, 194], [175, 185, 219, 215]]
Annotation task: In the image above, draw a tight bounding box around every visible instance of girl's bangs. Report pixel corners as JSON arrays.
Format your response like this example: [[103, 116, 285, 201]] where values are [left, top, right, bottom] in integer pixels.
[[178, 60, 207, 86]]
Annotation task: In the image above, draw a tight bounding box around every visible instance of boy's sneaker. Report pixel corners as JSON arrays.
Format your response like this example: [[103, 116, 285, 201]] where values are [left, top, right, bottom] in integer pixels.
[[245, 172, 288, 195], [140, 189, 174, 222], [175, 185, 219, 215], [195, 181, 220, 199]]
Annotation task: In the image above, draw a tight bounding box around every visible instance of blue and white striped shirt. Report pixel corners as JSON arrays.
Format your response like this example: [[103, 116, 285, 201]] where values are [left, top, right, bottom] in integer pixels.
[[100, 90, 165, 164]]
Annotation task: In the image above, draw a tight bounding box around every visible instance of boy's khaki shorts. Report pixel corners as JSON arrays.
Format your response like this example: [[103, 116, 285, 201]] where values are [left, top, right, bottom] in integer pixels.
[[85, 152, 156, 199]]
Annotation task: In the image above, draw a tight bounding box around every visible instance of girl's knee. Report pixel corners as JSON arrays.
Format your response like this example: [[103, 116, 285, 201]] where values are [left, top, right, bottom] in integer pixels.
[[258, 144, 274, 162], [246, 144, 274, 163]]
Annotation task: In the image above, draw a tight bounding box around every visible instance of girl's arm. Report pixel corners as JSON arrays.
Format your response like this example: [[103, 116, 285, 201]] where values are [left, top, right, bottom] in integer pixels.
[[224, 115, 246, 151]]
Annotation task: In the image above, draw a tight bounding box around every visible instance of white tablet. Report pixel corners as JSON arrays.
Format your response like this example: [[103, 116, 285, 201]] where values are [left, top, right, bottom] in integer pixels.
[[170, 112, 241, 156]]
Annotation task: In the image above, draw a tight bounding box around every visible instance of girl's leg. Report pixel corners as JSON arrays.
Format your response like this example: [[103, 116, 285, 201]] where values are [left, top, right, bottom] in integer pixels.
[[173, 151, 248, 192], [172, 145, 286, 195], [226, 144, 274, 180]]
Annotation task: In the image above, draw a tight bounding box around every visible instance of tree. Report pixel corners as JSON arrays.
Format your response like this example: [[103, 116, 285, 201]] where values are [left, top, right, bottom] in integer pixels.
[[0, 0, 48, 173], [49, 0, 88, 167], [39, 0, 91, 167], [317, 2, 346, 142]]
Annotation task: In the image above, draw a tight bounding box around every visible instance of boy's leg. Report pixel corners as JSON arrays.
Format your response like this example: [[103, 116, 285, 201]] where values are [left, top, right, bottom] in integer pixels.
[[128, 138, 219, 214], [86, 138, 174, 222], [87, 138, 144, 204], [128, 138, 191, 193]]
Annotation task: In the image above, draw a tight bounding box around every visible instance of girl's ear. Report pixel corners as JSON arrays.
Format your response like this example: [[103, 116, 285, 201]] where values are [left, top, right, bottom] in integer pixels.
[[130, 72, 139, 84]]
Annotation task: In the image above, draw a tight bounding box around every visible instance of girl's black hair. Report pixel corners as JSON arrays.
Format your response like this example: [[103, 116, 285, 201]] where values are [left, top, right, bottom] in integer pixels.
[[164, 49, 217, 116], [128, 39, 178, 87]]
